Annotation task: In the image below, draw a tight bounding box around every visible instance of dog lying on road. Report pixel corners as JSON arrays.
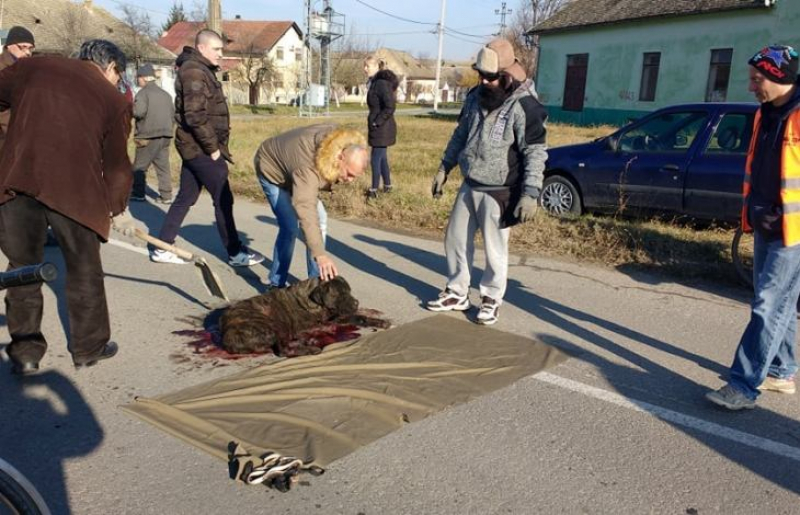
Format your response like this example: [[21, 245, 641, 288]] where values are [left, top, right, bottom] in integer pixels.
[[220, 277, 387, 357]]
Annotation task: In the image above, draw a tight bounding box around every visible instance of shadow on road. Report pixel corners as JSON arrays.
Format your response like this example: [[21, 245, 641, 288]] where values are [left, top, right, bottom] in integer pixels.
[[353, 233, 800, 496], [333, 234, 443, 305], [129, 197, 269, 296], [0, 370, 103, 514]]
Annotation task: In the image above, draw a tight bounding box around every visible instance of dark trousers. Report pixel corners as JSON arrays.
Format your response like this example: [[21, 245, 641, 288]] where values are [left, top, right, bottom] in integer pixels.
[[370, 146, 391, 191], [158, 155, 242, 257], [132, 137, 173, 199], [0, 195, 110, 363]]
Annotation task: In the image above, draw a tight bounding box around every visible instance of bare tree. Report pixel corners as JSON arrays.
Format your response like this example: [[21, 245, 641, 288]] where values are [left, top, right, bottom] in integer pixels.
[[188, 0, 208, 23], [329, 25, 375, 97], [228, 30, 276, 105], [51, 4, 91, 55], [118, 5, 161, 66], [507, 0, 570, 78]]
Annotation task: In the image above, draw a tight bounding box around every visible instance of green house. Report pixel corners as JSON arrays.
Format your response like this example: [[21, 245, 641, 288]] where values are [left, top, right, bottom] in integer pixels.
[[530, 0, 797, 126]]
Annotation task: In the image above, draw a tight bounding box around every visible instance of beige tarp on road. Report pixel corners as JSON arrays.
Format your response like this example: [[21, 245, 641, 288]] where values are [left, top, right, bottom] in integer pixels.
[[122, 315, 569, 467]]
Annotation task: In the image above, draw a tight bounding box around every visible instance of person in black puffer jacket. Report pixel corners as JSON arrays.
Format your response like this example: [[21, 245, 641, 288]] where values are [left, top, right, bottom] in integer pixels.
[[364, 57, 399, 198]]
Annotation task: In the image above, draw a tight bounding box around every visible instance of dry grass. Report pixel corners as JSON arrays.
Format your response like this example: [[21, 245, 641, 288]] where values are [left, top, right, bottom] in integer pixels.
[[149, 114, 742, 285]]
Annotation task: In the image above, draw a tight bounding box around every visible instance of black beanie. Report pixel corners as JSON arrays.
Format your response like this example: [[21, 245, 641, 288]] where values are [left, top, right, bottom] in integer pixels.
[[749, 45, 799, 85], [5, 26, 34, 47]]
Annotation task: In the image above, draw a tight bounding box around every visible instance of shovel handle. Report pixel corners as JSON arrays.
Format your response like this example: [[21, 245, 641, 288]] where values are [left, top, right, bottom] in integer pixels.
[[133, 229, 196, 261]]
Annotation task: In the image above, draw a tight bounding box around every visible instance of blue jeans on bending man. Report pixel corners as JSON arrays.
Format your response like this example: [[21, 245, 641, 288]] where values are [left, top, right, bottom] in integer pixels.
[[258, 175, 327, 288]]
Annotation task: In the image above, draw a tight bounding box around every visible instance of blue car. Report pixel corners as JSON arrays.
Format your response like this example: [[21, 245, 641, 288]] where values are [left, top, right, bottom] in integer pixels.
[[540, 103, 758, 223]]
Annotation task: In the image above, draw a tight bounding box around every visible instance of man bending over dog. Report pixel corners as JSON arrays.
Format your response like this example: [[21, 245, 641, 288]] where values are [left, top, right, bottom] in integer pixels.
[[254, 124, 369, 289]]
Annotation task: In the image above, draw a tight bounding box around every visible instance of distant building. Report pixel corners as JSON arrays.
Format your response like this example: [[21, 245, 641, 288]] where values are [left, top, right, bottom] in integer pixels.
[[530, 0, 792, 126], [339, 48, 470, 104], [159, 20, 305, 105]]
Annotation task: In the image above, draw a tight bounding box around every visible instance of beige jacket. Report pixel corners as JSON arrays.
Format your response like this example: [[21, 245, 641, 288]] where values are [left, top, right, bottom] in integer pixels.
[[254, 124, 338, 258]]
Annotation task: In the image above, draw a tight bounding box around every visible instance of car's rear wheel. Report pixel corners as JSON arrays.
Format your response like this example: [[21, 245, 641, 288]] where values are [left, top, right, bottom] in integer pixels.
[[540, 175, 582, 216]]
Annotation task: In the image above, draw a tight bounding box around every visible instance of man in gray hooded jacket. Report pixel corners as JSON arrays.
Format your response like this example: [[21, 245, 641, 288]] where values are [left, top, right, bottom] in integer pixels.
[[427, 38, 548, 325]]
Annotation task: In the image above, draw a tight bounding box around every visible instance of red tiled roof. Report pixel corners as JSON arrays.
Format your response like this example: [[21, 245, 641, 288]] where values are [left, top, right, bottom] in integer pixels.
[[158, 20, 301, 55]]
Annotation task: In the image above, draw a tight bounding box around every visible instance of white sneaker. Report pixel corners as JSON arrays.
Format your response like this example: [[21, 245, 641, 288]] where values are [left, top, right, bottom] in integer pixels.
[[229, 246, 265, 267], [150, 248, 189, 264], [476, 296, 500, 325]]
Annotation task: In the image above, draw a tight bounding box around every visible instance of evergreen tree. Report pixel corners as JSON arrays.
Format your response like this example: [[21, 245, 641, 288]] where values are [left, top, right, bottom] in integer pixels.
[[161, 1, 187, 33]]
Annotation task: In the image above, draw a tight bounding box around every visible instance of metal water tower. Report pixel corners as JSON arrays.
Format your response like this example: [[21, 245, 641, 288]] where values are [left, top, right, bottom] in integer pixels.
[[300, 0, 345, 116]]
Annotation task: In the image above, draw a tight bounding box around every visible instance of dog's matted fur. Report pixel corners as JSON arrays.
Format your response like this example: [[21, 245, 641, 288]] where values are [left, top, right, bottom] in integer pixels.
[[221, 277, 375, 357]]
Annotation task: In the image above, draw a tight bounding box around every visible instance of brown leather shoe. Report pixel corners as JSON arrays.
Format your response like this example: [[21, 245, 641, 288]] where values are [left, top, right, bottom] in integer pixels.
[[73, 342, 118, 369]]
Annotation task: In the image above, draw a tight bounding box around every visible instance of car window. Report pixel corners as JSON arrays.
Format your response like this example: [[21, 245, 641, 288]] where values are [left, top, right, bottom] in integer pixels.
[[704, 113, 754, 155], [618, 111, 709, 154]]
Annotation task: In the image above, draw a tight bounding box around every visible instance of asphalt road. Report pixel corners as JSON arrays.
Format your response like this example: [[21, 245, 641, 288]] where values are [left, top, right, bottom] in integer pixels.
[[1, 194, 799, 514]]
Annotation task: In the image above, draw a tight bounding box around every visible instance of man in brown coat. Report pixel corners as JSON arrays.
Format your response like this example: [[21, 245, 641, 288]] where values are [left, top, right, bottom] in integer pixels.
[[154, 29, 263, 267], [0, 39, 133, 374], [0, 26, 35, 153]]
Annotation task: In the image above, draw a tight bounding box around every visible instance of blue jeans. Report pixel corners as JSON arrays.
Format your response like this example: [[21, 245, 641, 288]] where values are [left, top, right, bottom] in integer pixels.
[[729, 231, 800, 399], [370, 146, 391, 191], [258, 175, 326, 287]]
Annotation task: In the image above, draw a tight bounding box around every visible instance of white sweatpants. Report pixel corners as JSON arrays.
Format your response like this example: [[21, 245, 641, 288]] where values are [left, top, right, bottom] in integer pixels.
[[443, 182, 510, 301]]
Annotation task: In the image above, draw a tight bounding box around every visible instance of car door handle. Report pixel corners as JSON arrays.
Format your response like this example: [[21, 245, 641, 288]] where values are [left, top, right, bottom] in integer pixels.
[[660, 164, 680, 172]]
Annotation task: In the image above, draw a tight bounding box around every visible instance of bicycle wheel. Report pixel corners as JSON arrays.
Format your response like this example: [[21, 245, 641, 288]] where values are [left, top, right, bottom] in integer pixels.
[[731, 226, 754, 289], [0, 459, 50, 515]]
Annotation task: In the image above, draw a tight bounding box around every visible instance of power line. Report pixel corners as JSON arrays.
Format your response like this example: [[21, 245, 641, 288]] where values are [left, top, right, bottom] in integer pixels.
[[443, 31, 486, 45], [344, 30, 434, 36], [444, 26, 494, 38], [353, 0, 436, 26]]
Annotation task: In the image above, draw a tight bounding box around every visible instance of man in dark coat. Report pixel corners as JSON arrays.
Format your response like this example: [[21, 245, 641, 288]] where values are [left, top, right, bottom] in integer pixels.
[[364, 57, 398, 199], [0, 39, 133, 374], [153, 29, 264, 267], [0, 26, 35, 153], [130, 63, 175, 203]]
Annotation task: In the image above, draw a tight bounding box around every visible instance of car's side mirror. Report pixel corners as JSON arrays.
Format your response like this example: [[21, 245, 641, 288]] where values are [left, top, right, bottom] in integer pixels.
[[675, 134, 688, 147], [606, 136, 619, 152]]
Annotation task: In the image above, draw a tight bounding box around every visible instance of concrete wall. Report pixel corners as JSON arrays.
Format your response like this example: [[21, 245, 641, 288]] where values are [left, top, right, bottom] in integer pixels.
[[536, 2, 800, 126]]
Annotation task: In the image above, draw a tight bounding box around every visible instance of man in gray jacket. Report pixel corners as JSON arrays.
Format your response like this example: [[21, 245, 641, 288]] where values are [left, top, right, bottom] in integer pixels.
[[131, 63, 174, 203], [427, 38, 548, 325]]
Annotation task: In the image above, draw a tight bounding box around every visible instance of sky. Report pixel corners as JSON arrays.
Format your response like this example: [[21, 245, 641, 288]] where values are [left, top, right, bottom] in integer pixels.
[[92, 0, 518, 61]]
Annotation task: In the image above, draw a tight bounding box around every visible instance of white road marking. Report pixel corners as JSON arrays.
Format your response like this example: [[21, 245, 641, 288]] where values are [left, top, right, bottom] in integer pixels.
[[535, 372, 800, 462]]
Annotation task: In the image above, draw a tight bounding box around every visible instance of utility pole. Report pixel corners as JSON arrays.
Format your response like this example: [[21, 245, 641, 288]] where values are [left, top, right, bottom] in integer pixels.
[[208, 0, 221, 35], [432, 0, 446, 112], [494, 2, 512, 36]]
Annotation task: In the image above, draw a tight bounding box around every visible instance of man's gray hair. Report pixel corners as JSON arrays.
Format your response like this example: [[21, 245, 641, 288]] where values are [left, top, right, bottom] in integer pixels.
[[342, 144, 368, 158], [195, 29, 222, 48], [78, 39, 126, 74]]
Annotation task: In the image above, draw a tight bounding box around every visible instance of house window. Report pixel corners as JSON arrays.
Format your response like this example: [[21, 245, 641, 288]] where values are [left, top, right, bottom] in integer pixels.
[[274, 78, 284, 89], [639, 52, 660, 102], [562, 53, 589, 112], [295, 47, 302, 62], [276, 47, 284, 61], [706, 49, 733, 102]]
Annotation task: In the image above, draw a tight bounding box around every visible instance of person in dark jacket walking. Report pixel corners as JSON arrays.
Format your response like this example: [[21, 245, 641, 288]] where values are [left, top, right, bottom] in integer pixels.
[[364, 56, 398, 199], [153, 29, 264, 267], [706, 45, 800, 410], [0, 39, 133, 374], [130, 63, 175, 204]]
